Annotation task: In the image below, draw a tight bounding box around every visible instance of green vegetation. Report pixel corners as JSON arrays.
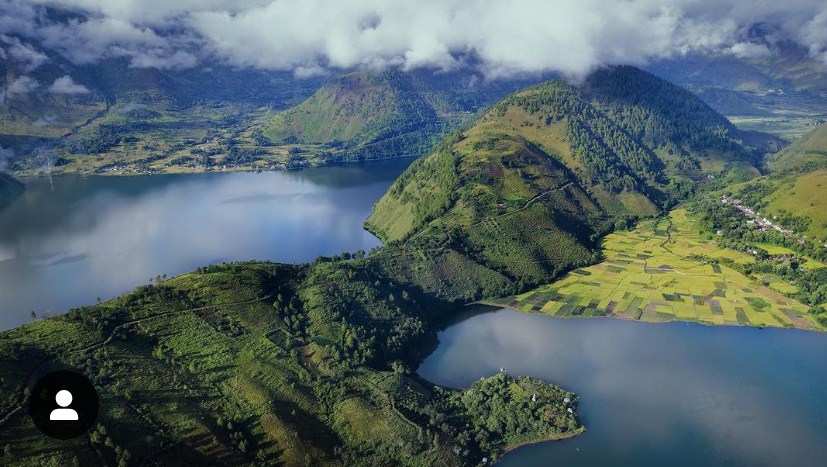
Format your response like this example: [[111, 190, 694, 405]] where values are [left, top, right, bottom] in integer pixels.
[[264, 70, 477, 162], [367, 66, 771, 289], [0, 65, 802, 466], [10, 104, 338, 176], [0, 173, 24, 211], [729, 116, 825, 144], [495, 209, 822, 330], [4, 68, 527, 176], [0, 259, 580, 466], [718, 124, 827, 244], [767, 123, 827, 172], [1, 42, 328, 176], [691, 194, 827, 314]]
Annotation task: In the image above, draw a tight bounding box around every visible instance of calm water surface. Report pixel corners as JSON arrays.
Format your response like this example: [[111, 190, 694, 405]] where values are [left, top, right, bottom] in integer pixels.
[[419, 307, 827, 467], [0, 159, 411, 330]]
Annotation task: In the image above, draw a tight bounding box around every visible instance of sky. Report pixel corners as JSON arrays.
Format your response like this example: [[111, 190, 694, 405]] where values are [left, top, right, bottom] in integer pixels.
[[0, 0, 826, 78]]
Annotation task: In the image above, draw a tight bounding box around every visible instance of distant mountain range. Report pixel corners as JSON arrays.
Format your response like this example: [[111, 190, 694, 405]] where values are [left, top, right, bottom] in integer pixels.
[[646, 42, 827, 117], [1, 31, 823, 174]]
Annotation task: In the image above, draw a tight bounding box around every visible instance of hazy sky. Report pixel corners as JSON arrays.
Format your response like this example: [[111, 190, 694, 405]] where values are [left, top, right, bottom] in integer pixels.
[[1, 0, 826, 78]]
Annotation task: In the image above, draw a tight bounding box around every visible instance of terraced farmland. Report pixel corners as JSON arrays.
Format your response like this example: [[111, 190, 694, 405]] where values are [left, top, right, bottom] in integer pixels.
[[494, 209, 824, 330]]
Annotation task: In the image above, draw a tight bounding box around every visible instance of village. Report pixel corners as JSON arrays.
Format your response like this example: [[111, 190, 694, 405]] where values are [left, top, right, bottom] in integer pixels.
[[721, 194, 797, 238]]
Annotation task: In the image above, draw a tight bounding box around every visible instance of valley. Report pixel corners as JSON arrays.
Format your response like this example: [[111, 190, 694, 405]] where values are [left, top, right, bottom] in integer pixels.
[[495, 209, 823, 330]]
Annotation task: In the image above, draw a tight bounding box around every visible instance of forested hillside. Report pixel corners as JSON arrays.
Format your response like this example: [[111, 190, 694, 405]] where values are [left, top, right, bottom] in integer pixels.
[[0, 259, 581, 466], [367, 66, 771, 288], [263, 69, 545, 162]]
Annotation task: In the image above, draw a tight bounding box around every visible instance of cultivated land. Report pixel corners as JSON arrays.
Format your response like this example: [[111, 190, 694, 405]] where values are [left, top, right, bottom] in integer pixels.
[[0, 261, 581, 466], [494, 209, 823, 330], [730, 116, 826, 143]]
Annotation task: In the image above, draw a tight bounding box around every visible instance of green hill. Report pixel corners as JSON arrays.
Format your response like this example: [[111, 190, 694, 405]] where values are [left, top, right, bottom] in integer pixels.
[[0, 173, 24, 210], [0, 260, 581, 466], [727, 124, 827, 243], [366, 66, 768, 286], [768, 123, 827, 172], [263, 70, 491, 161]]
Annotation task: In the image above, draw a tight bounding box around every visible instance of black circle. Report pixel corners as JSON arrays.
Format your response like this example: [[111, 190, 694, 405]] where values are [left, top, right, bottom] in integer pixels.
[[28, 370, 99, 440]]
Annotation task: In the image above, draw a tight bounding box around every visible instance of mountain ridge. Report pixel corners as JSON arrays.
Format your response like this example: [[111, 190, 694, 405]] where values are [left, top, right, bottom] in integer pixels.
[[366, 66, 774, 287]]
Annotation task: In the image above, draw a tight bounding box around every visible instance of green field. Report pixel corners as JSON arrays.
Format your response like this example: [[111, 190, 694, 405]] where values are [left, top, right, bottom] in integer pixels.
[[495, 209, 823, 330], [729, 116, 826, 142]]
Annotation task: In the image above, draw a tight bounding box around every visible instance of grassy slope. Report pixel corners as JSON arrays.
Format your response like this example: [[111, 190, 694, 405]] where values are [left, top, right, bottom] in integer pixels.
[[726, 125, 827, 242], [0, 260, 580, 466], [264, 71, 460, 161], [265, 72, 428, 143], [763, 170, 827, 241], [366, 128, 606, 289], [367, 66, 767, 287], [768, 124, 827, 172]]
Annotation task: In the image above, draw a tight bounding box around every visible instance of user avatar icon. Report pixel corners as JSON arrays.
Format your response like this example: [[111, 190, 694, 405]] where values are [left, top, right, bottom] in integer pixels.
[[49, 390, 78, 421], [30, 370, 98, 439]]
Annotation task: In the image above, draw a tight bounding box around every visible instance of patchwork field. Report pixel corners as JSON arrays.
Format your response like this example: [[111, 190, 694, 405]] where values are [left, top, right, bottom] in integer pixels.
[[493, 209, 823, 330]]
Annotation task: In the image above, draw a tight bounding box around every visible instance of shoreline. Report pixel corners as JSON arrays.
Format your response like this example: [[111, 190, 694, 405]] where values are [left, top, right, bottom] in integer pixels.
[[476, 300, 826, 334], [494, 427, 586, 463], [10, 153, 421, 179]]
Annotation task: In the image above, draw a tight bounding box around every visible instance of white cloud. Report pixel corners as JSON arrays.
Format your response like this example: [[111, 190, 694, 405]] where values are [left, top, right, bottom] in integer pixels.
[[0, 34, 48, 71], [48, 75, 90, 94], [6, 75, 39, 95], [729, 42, 773, 59], [1, 0, 825, 77]]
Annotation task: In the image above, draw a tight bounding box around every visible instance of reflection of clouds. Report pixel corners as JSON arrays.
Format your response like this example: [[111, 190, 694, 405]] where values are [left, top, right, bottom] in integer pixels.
[[0, 170, 390, 330], [421, 310, 827, 466], [0, 244, 14, 262]]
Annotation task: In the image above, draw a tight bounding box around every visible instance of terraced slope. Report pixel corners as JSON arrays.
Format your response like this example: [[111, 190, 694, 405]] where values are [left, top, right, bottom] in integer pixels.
[[0, 262, 580, 466]]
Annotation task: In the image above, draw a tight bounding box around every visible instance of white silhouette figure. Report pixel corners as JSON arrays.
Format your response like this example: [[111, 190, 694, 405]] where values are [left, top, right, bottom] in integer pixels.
[[49, 390, 78, 421]]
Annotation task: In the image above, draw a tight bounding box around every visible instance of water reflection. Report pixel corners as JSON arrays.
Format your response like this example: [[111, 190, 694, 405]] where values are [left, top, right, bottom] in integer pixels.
[[419, 308, 827, 466], [0, 158, 411, 330]]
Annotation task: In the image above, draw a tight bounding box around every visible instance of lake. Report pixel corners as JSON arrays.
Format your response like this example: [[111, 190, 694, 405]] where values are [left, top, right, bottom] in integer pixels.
[[0, 158, 412, 330], [419, 307, 827, 467]]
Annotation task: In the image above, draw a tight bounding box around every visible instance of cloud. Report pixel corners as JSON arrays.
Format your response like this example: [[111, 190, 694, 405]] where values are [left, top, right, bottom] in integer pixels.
[[0, 34, 48, 71], [6, 76, 39, 95], [1, 1, 826, 77], [48, 75, 90, 94]]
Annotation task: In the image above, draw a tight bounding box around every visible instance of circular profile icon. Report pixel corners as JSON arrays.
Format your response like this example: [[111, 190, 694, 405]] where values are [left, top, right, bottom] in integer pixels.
[[29, 370, 99, 439]]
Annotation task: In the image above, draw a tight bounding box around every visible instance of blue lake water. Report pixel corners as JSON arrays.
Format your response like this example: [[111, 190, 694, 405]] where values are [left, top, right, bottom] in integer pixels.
[[419, 307, 827, 467], [0, 158, 412, 330]]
